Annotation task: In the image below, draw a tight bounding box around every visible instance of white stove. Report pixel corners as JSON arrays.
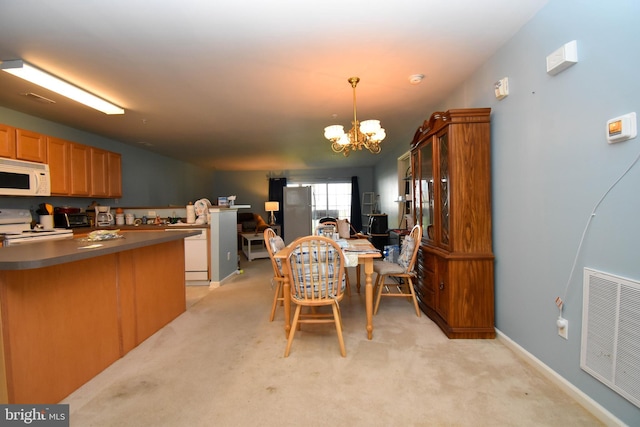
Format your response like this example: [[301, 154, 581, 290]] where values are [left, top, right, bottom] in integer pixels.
[[0, 208, 74, 246]]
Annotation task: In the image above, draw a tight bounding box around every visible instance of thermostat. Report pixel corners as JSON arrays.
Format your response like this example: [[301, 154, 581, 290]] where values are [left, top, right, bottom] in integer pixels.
[[606, 112, 637, 144]]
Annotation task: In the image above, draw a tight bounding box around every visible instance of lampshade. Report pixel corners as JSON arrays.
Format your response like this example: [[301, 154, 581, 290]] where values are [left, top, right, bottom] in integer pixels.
[[265, 201, 279, 212], [338, 134, 351, 146], [360, 120, 381, 134], [324, 125, 344, 140]]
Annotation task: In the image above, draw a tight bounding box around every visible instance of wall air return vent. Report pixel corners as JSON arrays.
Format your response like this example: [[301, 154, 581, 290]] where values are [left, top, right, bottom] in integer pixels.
[[581, 268, 640, 408]]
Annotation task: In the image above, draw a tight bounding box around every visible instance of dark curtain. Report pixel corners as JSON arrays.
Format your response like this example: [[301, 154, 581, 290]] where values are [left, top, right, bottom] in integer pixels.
[[268, 177, 286, 230], [350, 176, 362, 232]]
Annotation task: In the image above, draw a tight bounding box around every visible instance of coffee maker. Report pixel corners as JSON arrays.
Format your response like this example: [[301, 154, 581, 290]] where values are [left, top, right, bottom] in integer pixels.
[[96, 206, 113, 227]]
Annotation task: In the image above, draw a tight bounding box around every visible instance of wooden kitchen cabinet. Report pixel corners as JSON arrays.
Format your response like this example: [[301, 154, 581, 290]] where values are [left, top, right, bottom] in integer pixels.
[[0, 124, 16, 158], [0, 125, 47, 162], [47, 136, 122, 198], [107, 151, 122, 197], [90, 148, 121, 198], [90, 147, 109, 197], [0, 233, 187, 403], [2, 123, 122, 198], [15, 128, 47, 163], [411, 108, 494, 339], [47, 136, 72, 195], [70, 143, 91, 196]]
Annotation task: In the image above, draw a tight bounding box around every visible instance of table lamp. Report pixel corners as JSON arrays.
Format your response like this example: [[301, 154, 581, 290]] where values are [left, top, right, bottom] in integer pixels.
[[265, 201, 279, 225]]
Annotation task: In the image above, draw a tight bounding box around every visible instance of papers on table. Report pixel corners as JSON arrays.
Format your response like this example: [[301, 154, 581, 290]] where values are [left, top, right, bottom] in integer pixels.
[[343, 239, 380, 254], [332, 239, 379, 266], [335, 239, 349, 248]]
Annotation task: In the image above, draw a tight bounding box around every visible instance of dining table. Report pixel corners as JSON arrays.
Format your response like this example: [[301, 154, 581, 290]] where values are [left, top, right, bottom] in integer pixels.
[[274, 237, 381, 340]]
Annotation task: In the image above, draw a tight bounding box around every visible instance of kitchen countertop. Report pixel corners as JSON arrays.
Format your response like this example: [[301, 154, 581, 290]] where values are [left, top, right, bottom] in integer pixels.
[[0, 230, 200, 270], [72, 223, 209, 234]]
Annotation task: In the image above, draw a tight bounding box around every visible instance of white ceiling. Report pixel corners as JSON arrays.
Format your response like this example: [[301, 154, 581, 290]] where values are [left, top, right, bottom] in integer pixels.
[[0, 0, 548, 171]]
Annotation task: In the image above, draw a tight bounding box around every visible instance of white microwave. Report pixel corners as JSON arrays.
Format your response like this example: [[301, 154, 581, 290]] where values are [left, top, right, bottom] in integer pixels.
[[0, 157, 51, 196]]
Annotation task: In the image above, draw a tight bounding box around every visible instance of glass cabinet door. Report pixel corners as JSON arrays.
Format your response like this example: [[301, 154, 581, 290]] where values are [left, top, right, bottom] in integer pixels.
[[438, 131, 450, 247], [420, 140, 434, 241], [411, 150, 420, 228]]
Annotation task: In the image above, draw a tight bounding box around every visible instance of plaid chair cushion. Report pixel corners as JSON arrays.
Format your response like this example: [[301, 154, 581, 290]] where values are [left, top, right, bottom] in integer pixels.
[[289, 242, 345, 298]]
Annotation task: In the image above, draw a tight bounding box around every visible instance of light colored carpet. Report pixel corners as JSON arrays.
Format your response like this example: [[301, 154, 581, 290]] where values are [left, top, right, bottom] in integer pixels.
[[63, 258, 603, 426]]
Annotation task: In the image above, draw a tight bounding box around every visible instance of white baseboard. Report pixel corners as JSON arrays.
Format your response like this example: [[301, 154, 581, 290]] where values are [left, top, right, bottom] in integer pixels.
[[208, 269, 240, 288], [495, 329, 625, 427]]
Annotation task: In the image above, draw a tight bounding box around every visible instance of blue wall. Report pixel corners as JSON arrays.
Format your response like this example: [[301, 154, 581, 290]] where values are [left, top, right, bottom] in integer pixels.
[[374, 0, 640, 423]]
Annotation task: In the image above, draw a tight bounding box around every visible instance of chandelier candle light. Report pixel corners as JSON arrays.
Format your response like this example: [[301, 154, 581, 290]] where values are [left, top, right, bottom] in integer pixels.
[[324, 77, 385, 156], [265, 201, 280, 226]]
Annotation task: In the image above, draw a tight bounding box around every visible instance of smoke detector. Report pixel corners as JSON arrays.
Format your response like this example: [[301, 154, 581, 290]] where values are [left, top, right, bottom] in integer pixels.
[[408, 74, 425, 85]]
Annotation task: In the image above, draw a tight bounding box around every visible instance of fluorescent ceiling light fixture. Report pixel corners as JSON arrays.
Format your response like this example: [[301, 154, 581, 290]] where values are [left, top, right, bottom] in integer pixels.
[[1, 59, 124, 115]]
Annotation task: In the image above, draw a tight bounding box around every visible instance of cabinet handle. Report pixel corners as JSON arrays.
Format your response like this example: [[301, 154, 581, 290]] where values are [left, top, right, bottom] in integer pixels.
[[439, 281, 445, 290]]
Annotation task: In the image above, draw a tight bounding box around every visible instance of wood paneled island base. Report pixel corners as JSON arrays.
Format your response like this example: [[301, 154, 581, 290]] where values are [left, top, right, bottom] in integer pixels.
[[0, 232, 193, 403]]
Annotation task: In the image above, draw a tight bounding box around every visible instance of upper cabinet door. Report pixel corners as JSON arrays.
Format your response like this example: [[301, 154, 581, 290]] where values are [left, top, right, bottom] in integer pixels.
[[0, 124, 17, 158], [69, 143, 91, 196], [437, 129, 450, 249], [47, 137, 71, 195], [16, 129, 47, 163], [90, 148, 109, 197], [419, 139, 434, 241], [107, 151, 122, 198]]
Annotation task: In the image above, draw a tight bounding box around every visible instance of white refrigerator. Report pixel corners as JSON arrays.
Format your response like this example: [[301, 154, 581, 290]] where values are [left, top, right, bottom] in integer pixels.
[[283, 186, 312, 242]]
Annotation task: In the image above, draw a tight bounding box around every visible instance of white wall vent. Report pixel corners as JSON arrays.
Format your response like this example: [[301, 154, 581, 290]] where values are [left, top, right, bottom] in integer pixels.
[[581, 268, 640, 408]]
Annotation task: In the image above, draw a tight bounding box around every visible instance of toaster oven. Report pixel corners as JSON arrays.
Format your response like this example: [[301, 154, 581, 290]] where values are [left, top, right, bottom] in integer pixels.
[[54, 213, 90, 228]]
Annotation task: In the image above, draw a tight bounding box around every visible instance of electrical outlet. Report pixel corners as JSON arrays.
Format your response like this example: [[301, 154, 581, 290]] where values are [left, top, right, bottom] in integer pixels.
[[557, 317, 568, 340], [227, 251, 230, 261], [148, 211, 156, 217]]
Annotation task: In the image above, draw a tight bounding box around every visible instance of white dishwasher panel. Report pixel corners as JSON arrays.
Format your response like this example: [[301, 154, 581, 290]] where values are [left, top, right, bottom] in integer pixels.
[[165, 228, 209, 282], [184, 229, 209, 281]]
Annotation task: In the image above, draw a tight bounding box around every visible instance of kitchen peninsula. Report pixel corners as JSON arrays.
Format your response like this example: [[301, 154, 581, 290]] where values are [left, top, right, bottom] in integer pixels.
[[0, 230, 198, 404]]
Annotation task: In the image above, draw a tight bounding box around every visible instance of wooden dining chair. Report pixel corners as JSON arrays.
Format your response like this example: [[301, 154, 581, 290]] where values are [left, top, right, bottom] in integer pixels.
[[264, 227, 285, 321], [372, 224, 422, 317], [283, 235, 347, 357]]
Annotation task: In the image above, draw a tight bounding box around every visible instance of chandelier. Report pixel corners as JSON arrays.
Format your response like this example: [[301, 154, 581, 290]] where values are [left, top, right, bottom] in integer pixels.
[[324, 77, 385, 156]]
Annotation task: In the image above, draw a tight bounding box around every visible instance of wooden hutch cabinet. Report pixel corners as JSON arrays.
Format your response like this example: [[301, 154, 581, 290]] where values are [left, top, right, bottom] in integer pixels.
[[410, 108, 494, 339]]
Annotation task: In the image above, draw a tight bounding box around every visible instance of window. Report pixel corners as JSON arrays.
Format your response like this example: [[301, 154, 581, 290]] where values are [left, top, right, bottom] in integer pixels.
[[287, 181, 351, 231]]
